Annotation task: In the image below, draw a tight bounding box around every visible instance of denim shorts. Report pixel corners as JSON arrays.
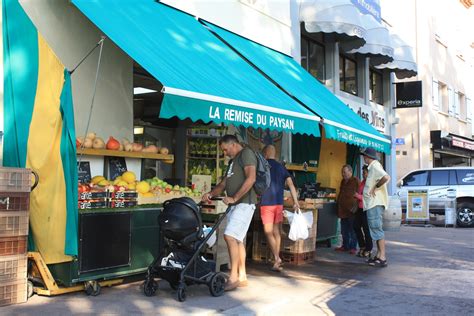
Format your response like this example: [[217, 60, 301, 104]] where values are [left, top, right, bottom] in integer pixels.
[[366, 205, 385, 241]]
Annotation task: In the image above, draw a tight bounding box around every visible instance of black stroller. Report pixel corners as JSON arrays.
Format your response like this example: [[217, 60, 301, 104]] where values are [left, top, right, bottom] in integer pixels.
[[143, 197, 230, 302]]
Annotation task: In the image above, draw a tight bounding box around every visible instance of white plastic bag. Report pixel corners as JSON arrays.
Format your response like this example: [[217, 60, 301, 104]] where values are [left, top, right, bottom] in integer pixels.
[[284, 209, 313, 229], [288, 209, 310, 241]]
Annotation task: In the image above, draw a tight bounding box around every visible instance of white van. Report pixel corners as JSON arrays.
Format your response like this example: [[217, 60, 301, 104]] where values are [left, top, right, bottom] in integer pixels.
[[396, 167, 474, 227]]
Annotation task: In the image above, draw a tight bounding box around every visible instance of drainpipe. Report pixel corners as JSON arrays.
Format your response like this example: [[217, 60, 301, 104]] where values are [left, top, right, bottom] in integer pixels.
[[415, 0, 422, 169]]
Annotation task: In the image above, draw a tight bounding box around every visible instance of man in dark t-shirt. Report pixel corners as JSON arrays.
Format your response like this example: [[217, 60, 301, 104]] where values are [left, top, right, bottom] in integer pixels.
[[260, 145, 299, 271]]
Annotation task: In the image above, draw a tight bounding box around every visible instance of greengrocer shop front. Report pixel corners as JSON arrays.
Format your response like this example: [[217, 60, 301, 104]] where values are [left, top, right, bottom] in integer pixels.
[[3, 0, 390, 295]]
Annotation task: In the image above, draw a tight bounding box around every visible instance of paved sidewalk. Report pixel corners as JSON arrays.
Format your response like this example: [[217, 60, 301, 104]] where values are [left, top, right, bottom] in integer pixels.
[[3, 226, 474, 315]]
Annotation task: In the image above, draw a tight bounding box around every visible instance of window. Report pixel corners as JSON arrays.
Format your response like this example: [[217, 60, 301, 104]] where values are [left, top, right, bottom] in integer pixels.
[[467, 98, 472, 123], [432, 80, 439, 111], [456, 170, 474, 185], [458, 92, 466, 120], [430, 170, 449, 185], [403, 171, 428, 186], [301, 36, 325, 83], [339, 55, 358, 95], [454, 91, 461, 119], [369, 69, 383, 105], [448, 88, 455, 116], [438, 81, 448, 113]]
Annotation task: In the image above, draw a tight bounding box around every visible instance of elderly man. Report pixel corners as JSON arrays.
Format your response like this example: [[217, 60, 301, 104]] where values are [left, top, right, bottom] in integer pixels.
[[202, 135, 257, 291], [336, 164, 359, 254], [360, 147, 390, 267]]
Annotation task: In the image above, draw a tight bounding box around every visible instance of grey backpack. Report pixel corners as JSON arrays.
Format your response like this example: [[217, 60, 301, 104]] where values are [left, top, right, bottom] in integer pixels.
[[238, 147, 271, 196]]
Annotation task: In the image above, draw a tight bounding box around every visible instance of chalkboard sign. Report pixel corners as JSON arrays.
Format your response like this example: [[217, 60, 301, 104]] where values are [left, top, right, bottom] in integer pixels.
[[78, 161, 92, 184], [108, 157, 127, 180]]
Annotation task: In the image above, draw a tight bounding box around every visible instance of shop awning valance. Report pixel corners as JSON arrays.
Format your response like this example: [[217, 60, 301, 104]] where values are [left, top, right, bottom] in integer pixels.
[[300, 0, 367, 51], [376, 34, 417, 79], [71, 0, 320, 136], [204, 22, 391, 154], [341, 15, 394, 66]]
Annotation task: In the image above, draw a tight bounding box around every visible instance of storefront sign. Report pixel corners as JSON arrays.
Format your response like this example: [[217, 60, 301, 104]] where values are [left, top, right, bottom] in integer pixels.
[[208, 105, 295, 130], [345, 102, 388, 135], [406, 190, 429, 221], [395, 81, 423, 109], [351, 0, 381, 22], [452, 136, 474, 151]]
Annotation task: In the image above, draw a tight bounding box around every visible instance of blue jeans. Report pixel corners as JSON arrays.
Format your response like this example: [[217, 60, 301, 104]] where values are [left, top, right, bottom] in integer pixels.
[[341, 217, 357, 250]]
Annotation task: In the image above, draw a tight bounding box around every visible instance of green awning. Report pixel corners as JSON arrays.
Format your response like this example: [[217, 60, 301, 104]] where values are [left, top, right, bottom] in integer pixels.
[[71, 0, 320, 136], [204, 22, 391, 154]]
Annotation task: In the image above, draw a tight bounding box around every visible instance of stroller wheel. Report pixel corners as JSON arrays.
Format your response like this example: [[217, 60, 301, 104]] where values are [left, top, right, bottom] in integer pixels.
[[176, 285, 187, 302], [209, 272, 226, 297], [143, 279, 158, 297]]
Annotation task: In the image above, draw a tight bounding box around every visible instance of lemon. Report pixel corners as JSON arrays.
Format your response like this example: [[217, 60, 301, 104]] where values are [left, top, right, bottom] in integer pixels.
[[117, 180, 128, 187], [113, 176, 123, 185], [143, 192, 154, 198], [127, 182, 136, 190], [98, 179, 109, 186], [121, 171, 136, 184], [136, 181, 150, 194], [91, 175, 105, 184]]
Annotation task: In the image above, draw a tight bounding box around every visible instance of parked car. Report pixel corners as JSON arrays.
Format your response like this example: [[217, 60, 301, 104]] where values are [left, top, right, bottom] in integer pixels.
[[396, 167, 474, 227]]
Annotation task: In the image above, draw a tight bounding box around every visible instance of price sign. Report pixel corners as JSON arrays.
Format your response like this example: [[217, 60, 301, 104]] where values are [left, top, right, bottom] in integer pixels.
[[108, 157, 127, 180], [78, 161, 92, 184]]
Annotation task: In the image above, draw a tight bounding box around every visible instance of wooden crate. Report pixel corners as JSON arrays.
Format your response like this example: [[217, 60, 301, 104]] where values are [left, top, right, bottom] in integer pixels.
[[0, 236, 27, 256], [280, 236, 316, 254], [0, 278, 27, 307], [0, 167, 32, 193], [251, 231, 273, 263], [303, 198, 325, 209], [0, 192, 30, 212], [280, 251, 315, 265], [0, 211, 29, 238], [201, 200, 227, 215], [0, 254, 27, 281]]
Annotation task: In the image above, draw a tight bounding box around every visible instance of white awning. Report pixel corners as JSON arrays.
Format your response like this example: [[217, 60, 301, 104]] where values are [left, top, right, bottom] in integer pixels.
[[341, 14, 394, 66], [300, 0, 367, 51], [376, 34, 417, 79]]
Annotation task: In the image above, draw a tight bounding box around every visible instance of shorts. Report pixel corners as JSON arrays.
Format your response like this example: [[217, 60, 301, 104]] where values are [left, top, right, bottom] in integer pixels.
[[366, 205, 385, 241], [224, 203, 256, 242], [260, 205, 284, 225]]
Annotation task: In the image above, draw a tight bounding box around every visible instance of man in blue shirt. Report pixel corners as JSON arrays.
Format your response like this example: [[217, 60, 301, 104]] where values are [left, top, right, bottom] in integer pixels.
[[260, 145, 299, 271]]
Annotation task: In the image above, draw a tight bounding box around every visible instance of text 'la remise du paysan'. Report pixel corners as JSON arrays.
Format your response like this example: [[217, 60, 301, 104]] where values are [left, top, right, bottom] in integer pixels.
[[209, 105, 295, 130]]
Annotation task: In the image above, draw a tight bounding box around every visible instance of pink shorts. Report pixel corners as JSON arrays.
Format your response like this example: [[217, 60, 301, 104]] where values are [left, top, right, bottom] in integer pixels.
[[260, 205, 284, 225]]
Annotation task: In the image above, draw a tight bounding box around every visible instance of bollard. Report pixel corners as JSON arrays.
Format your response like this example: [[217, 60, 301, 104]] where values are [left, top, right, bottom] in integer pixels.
[[444, 189, 457, 227]]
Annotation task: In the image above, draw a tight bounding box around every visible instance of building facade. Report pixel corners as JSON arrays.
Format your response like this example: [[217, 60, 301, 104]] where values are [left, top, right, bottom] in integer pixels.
[[380, 0, 474, 180]]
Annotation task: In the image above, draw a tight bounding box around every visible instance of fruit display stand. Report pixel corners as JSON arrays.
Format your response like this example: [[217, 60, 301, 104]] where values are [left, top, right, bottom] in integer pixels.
[[185, 127, 227, 186], [35, 206, 162, 295]]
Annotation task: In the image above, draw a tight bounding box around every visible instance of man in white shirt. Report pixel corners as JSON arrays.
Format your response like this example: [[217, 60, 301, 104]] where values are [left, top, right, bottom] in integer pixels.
[[361, 147, 390, 267]]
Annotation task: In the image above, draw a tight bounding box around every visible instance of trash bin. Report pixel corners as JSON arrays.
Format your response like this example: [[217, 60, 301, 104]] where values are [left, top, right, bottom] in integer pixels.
[[445, 189, 457, 227]]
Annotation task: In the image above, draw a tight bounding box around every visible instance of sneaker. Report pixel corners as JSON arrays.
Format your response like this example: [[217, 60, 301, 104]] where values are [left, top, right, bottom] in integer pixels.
[[334, 246, 347, 252], [349, 249, 357, 255]]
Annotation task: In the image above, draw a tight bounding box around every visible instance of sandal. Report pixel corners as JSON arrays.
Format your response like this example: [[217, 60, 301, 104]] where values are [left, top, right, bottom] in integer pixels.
[[367, 256, 378, 265], [270, 264, 283, 272], [362, 250, 371, 258], [372, 258, 388, 267], [356, 249, 364, 257]]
